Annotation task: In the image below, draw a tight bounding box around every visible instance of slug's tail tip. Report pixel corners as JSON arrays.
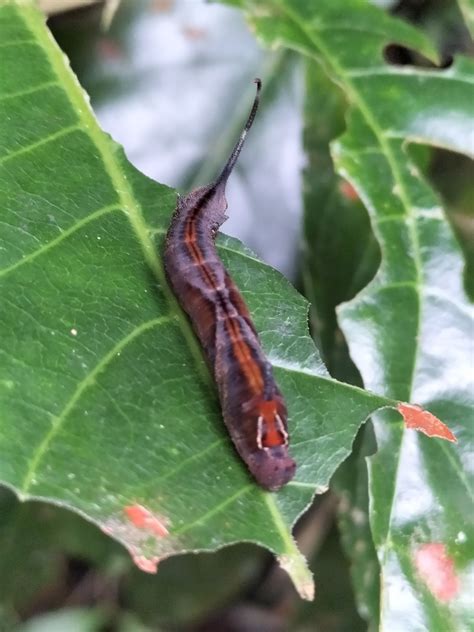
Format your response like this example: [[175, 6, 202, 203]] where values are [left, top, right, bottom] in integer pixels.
[[213, 77, 262, 188]]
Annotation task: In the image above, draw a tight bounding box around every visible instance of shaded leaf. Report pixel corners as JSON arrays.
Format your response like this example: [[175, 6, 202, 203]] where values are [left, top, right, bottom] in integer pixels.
[[292, 521, 368, 632], [15, 608, 105, 632], [0, 488, 267, 628], [301, 58, 380, 382], [457, 0, 474, 38], [226, 0, 474, 626], [333, 427, 380, 629], [301, 60, 381, 625]]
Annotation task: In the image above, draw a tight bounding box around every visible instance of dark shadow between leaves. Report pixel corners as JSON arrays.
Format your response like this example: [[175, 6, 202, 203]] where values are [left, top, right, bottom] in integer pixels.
[[383, 43, 453, 68]]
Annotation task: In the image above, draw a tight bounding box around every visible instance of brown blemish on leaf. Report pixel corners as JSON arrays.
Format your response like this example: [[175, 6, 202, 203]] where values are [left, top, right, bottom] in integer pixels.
[[414, 543, 459, 602], [397, 403, 457, 442]]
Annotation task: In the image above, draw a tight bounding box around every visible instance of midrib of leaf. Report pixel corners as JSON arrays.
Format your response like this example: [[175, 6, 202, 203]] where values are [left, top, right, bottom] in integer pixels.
[[9, 3, 212, 479], [272, 0, 425, 562], [8, 1, 313, 593], [264, 492, 314, 600], [17, 4, 210, 386]]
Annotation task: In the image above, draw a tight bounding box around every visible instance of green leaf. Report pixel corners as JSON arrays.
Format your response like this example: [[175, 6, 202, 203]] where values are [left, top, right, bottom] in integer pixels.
[[227, 0, 474, 625], [457, 0, 474, 37], [15, 608, 105, 632], [302, 60, 380, 382], [333, 427, 380, 629], [302, 60, 381, 627], [0, 0, 407, 600]]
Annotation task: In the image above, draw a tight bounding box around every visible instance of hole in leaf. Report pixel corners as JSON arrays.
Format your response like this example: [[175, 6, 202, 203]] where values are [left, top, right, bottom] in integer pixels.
[[383, 43, 453, 69], [384, 43, 414, 65]]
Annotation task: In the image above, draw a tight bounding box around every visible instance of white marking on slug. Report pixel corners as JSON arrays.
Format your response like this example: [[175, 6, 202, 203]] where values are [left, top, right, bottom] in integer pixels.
[[256, 415, 264, 449], [275, 413, 289, 446]]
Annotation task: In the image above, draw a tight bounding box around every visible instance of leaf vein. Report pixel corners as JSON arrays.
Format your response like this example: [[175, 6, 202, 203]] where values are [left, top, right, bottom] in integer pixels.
[[18, 6, 213, 389], [0, 203, 122, 277], [173, 485, 253, 536], [0, 80, 59, 102], [20, 315, 174, 494], [0, 123, 82, 165]]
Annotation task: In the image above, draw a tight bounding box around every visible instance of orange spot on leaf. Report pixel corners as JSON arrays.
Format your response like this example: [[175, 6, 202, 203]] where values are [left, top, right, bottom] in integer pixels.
[[339, 180, 359, 201], [124, 504, 169, 538], [414, 543, 459, 602], [397, 403, 457, 443]]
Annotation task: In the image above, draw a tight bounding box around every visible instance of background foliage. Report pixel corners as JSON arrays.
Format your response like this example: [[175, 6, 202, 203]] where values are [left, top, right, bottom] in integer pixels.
[[0, 0, 472, 630]]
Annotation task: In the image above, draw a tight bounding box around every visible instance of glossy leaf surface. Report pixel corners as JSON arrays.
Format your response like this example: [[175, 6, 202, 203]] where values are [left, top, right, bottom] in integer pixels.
[[302, 62, 382, 627], [0, 0, 411, 599], [226, 0, 474, 626], [457, 0, 474, 37]]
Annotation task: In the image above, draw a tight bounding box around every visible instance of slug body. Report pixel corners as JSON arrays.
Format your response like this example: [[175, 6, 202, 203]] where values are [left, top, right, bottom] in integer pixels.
[[164, 80, 296, 491]]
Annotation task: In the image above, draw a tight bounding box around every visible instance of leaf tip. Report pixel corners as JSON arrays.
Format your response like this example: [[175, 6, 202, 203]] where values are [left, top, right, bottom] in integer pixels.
[[277, 552, 314, 601], [397, 403, 457, 443], [131, 553, 160, 574]]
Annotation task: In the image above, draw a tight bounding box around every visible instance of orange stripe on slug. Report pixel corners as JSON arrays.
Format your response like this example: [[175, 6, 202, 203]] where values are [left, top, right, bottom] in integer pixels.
[[225, 318, 264, 394]]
